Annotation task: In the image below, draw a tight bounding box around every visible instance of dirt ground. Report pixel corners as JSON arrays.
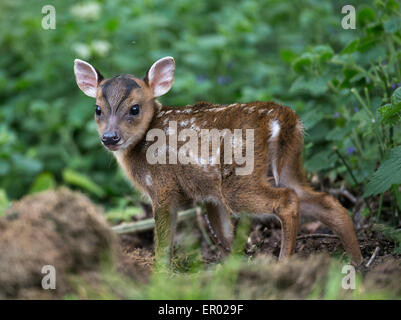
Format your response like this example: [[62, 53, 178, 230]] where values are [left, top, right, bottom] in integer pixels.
[[119, 208, 400, 270], [119, 202, 401, 298], [0, 188, 150, 299], [0, 188, 400, 299]]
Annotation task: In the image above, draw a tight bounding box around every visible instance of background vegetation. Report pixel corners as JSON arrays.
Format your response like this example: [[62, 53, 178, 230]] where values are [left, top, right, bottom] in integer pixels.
[[0, 0, 399, 216], [0, 0, 401, 301], [1, 0, 401, 225]]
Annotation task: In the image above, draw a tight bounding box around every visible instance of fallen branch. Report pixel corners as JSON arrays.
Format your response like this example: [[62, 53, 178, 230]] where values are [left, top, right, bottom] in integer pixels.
[[365, 246, 380, 268], [297, 233, 339, 240], [111, 207, 198, 234], [327, 188, 357, 204]]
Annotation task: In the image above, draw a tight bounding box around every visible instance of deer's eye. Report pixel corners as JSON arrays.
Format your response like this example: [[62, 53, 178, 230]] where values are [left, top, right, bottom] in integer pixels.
[[129, 104, 140, 116], [95, 105, 102, 116]]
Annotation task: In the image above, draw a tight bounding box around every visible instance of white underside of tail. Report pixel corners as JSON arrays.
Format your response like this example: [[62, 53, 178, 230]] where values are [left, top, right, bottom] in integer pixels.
[[269, 120, 281, 186]]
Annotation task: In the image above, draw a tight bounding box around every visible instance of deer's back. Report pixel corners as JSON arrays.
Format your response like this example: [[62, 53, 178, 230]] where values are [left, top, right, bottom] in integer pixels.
[[126, 101, 303, 202]]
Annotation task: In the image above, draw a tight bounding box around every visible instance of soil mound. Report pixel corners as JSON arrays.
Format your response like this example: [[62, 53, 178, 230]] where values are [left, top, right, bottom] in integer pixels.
[[0, 188, 117, 299]]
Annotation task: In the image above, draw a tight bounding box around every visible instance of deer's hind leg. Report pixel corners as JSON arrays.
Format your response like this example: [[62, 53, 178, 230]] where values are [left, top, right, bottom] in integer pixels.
[[297, 188, 363, 265], [225, 179, 300, 260], [274, 123, 363, 265]]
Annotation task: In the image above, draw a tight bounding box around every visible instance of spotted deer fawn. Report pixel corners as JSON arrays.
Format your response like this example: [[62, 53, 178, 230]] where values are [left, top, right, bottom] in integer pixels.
[[74, 56, 363, 266]]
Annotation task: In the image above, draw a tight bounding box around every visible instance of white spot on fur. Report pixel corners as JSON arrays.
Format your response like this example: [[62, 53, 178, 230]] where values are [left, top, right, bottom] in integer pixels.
[[165, 110, 173, 115], [162, 117, 169, 126], [180, 120, 189, 127], [156, 111, 165, 118], [212, 107, 226, 112], [247, 106, 256, 114], [183, 109, 192, 114]]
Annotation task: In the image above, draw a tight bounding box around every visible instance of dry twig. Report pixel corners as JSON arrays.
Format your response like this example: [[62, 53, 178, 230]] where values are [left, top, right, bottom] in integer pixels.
[[328, 188, 357, 204], [365, 246, 380, 268], [297, 233, 339, 240], [112, 207, 197, 234]]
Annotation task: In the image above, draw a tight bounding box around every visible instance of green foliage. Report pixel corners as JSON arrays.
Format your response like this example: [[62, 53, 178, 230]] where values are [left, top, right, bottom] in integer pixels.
[[374, 223, 401, 254], [105, 206, 142, 223], [29, 172, 56, 194], [62, 168, 105, 198], [364, 146, 401, 196], [379, 87, 401, 125], [0, 189, 9, 217], [0, 0, 360, 202], [287, 0, 401, 222]]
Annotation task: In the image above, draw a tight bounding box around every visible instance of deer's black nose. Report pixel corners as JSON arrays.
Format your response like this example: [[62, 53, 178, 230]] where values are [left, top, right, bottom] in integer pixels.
[[102, 131, 121, 145]]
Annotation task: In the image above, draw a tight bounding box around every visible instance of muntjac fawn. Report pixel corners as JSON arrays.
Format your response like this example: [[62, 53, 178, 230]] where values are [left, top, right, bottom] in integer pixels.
[[74, 56, 363, 266]]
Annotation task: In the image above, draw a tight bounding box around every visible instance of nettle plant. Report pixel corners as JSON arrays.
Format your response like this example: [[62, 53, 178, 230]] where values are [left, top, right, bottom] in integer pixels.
[[288, 1, 401, 222]]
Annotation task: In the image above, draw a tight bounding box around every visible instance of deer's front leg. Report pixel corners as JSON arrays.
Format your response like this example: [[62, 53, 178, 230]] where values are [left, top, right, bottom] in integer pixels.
[[153, 204, 177, 266]]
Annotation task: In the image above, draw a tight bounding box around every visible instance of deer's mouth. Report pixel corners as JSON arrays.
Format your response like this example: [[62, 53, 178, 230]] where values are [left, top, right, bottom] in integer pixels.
[[103, 138, 133, 151], [102, 139, 124, 151], [104, 144, 121, 151]]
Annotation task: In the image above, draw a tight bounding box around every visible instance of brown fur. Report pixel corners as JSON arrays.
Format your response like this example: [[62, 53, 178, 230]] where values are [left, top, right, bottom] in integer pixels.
[[76, 60, 363, 266]]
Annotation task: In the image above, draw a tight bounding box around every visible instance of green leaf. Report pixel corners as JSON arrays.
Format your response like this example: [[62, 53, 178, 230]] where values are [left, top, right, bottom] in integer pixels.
[[0, 189, 9, 217], [341, 39, 359, 54], [383, 17, 401, 33], [326, 125, 353, 141], [378, 103, 401, 125], [0, 159, 10, 176], [62, 169, 105, 198], [290, 76, 328, 96], [311, 45, 334, 62], [197, 35, 227, 49], [357, 7, 376, 26], [12, 154, 42, 175], [378, 88, 401, 125], [29, 172, 56, 194], [364, 146, 401, 197], [391, 87, 401, 105], [280, 49, 297, 63], [373, 224, 401, 253], [105, 206, 143, 223], [292, 52, 314, 73], [105, 18, 119, 32], [305, 150, 336, 172]]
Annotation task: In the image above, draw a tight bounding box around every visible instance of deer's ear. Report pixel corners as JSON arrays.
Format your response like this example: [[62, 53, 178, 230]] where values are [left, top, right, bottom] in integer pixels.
[[145, 56, 175, 97], [74, 59, 103, 98]]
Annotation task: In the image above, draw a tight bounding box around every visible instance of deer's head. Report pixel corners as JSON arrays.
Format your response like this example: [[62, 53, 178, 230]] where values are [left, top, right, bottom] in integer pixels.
[[74, 57, 175, 151]]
